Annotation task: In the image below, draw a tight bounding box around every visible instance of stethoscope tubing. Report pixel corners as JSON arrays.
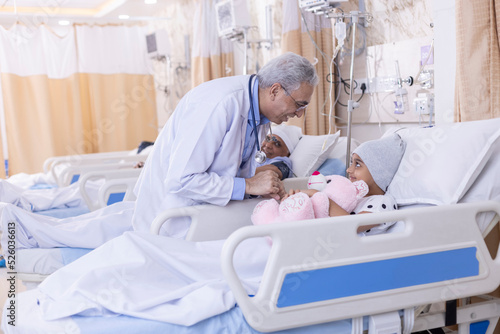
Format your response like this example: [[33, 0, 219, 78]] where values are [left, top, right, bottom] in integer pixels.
[[248, 74, 267, 164]]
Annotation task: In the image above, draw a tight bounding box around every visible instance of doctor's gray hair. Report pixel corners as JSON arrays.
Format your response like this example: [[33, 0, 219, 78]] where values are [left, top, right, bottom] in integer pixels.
[[257, 52, 319, 92]]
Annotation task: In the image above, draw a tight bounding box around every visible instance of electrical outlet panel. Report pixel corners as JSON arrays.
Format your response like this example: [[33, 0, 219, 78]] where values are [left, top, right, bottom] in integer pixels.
[[418, 69, 434, 89], [353, 78, 369, 95], [413, 93, 434, 115], [353, 77, 400, 94]]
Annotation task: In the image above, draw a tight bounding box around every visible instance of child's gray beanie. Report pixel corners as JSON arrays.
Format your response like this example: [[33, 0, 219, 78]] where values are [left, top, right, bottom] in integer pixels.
[[353, 133, 406, 191]]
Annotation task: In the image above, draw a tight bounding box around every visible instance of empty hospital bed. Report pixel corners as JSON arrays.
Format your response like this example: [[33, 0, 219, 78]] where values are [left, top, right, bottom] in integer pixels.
[[16, 167, 141, 219], [4, 118, 500, 333], [5, 146, 150, 190], [3, 152, 146, 219], [44, 150, 148, 187]]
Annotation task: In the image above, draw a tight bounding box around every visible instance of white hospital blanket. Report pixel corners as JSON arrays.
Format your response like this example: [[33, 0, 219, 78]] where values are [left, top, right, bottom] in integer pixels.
[[2, 288, 355, 334], [0, 201, 134, 250], [5, 171, 57, 189], [0, 178, 102, 212], [38, 232, 271, 326], [17, 247, 93, 275]]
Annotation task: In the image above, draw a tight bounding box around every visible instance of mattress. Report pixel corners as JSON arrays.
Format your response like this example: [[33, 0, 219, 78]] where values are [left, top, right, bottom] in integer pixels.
[[2, 289, 360, 334]]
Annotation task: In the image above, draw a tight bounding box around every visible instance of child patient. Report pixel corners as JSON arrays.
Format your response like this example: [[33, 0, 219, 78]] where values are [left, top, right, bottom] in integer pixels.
[[263, 133, 406, 236]]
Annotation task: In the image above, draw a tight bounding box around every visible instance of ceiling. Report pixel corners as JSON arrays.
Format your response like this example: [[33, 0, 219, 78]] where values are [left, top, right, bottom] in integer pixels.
[[0, 0, 169, 26]]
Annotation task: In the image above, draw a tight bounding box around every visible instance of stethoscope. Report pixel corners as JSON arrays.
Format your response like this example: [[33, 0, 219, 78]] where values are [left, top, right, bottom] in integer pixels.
[[248, 74, 269, 164]]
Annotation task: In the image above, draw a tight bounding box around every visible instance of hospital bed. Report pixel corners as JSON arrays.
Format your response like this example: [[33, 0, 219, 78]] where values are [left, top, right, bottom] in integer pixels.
[[5, 119, 500, 333], [28, 167, 141, 219], [46, 153, 147, 187], [17, 149, 146, 218], [8, 200, 500, 333], [15, 169, 141, 284], [222, 201, 500, 333]]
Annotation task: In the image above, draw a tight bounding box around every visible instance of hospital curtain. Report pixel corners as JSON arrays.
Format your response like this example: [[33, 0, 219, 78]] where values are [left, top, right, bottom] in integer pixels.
[[281, 0, 333, 135], [75, 25, 157, 153], [0, 24, 157, 177], [0, 25, 86, 177], [455, 0, 500, 121], [191, 0, 235, 87]]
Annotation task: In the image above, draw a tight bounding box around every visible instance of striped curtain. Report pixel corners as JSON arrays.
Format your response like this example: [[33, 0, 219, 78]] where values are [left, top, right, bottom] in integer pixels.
[[281, 0, 334, 135], [455, 0, 500, 121], [191, 0, 235, 87], [0, 24, 157, 177]]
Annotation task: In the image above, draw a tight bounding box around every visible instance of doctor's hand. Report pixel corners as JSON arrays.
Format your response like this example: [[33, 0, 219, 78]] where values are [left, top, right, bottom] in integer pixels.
[[245, 170, 286, 201]]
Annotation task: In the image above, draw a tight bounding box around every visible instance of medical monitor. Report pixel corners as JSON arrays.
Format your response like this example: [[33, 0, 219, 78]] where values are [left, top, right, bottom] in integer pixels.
[[215, 0, 251, 38], [146, 30, 170, 60], [215, 0, 236, 37]]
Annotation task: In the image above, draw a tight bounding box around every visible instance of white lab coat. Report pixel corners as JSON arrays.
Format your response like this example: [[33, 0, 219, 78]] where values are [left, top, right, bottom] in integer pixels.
[[133, 75, 265, 236]]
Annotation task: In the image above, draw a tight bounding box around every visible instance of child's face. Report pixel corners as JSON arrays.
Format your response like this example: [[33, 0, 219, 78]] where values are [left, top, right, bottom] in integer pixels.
[[346, 153, 384, 195], [261, 134, 289, 159]]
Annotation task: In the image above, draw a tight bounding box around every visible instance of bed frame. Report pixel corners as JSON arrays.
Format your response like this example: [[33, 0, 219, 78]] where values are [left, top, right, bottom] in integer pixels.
[[150, 177, 309, 241], [12, 199, 500, 333], [219, 200, 500, 333], [13, 175, 500, 333], [43, 151, 147, 187], [79, 168, 141, 211]]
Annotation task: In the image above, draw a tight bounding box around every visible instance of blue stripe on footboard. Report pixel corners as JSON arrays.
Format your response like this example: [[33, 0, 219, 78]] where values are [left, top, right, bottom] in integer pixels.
[[277, 247, 479, 308], [70, 174, 80, 184], [107, 192, 126, 206]]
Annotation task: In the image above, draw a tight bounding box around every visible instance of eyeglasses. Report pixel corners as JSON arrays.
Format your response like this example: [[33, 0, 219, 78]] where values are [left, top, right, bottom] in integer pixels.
[[264, 135, 282, 148], [282, 87, 308, 112]]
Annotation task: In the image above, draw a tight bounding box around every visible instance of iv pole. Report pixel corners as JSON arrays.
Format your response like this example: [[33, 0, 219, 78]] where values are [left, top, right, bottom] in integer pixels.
[[324, 10, 371, 175], [345, 13, 359, 175]]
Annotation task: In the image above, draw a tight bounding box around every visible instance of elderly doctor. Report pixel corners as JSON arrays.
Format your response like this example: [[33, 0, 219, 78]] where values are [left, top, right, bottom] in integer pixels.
[[132, 52, 318, 236], [0, 53, 317, 252]]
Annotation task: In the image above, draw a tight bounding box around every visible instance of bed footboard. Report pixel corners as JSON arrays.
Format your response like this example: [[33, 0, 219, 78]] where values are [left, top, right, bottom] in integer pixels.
[[221, 201, 500, 332], [79, 169, 141, 211]]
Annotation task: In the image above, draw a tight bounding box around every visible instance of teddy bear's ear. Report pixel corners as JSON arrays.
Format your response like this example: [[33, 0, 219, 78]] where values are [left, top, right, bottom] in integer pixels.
[[353, 180, 369, 199]]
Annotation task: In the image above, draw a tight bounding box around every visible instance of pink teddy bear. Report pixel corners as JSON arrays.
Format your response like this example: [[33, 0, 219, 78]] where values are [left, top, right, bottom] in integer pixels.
[[251, 171, 369, 226]]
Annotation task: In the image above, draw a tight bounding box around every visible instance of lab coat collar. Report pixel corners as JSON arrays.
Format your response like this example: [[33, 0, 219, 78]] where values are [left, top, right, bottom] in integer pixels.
[[250, 76, 270, 126]]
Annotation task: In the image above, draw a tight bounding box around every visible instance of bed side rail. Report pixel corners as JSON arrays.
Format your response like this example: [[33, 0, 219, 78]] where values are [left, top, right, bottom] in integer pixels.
[[52, 154, 147, 186], [57, 160, 141, 187], [149, 177, 324, 242], [221, 201, 500, 332], [42, 150, 135, 174], [79, 169, 142, 211], [282, 177, 309, 192], [150, 198, 262, 241]]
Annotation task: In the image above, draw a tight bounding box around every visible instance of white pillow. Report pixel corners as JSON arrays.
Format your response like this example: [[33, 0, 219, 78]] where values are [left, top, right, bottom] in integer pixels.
[[459, 140, 500, 233], [387, 118, 500, 206], [327, 136, 360, 160], [289, 131, 340, 177]]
